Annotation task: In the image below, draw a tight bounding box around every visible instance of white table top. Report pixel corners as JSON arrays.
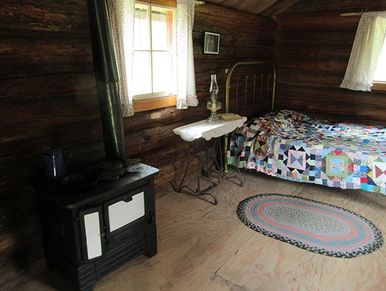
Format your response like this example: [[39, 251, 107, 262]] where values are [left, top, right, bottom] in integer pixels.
[[173, 117, 247, 142]]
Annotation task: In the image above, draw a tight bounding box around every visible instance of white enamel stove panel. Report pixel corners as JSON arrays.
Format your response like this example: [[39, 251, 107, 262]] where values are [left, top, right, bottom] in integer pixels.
[[108, 192, 145, 232]]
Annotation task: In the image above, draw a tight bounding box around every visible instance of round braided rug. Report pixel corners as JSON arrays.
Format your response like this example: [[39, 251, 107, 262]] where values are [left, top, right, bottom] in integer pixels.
[[237, 194, 383, 258]]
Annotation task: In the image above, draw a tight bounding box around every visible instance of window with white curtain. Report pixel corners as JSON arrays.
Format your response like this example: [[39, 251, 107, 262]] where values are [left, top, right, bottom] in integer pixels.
[[108, 0, 198, 115], [132, 2, 177, 100], [340, 12, 386, 92], [373, 38, 386, 82]]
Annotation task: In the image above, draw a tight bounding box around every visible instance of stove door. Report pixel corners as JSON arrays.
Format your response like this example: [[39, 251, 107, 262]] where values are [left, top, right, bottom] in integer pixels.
[[107, 191, 146, 233], [79, 207, 104, 260]]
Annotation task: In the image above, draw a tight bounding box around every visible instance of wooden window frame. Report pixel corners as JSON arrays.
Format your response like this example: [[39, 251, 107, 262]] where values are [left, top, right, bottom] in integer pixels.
[[133, 95, 176, 113], [372, 33, 386, 92], [139, 0, 176, 8], [372, 82, 386, 92], [133, 0, 177, 113]]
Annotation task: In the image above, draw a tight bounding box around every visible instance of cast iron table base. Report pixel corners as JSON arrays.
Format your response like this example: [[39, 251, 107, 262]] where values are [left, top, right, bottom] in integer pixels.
[[171, 138, 244, 205]]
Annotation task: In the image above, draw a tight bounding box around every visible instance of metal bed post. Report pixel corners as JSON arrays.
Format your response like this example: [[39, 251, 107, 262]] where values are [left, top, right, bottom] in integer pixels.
[[224, 61, 276, 174]]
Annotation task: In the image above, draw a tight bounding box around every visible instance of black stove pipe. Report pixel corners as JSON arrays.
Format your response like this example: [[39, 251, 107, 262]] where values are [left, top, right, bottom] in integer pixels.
[[87, 0, 126, 164]]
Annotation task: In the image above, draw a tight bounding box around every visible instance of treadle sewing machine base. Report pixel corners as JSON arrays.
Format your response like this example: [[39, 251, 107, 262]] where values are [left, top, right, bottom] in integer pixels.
[[171, 140, 219, 205], [171, 137, 244, 206], [172, 118, 247, 205]]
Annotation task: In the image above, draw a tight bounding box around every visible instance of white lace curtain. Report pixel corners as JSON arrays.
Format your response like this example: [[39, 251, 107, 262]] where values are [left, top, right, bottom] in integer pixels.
[[108, 0, 198, 116], [341, 12, 386, 91], [108, 0, 135, 116], [176, 0, 198, 109]]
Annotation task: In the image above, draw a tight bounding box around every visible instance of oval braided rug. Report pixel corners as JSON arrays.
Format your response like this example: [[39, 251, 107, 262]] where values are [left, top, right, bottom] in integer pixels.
[[237, 194, 383, 258]]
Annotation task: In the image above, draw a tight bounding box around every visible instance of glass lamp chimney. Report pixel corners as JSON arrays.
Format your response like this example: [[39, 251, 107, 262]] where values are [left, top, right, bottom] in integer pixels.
[[207, 74, 221, 122]]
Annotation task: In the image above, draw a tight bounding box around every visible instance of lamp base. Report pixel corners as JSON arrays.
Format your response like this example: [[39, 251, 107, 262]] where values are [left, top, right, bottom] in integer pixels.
[[207, 99, 221, 123], [207, 112, 221, 122]]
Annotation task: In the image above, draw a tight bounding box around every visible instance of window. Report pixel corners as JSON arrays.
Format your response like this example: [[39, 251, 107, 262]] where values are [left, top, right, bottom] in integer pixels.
[[373, 37, 386, 91], [132, 2, 177, 111], [340, 12, 386, 92], [108, 0, 197, 116]]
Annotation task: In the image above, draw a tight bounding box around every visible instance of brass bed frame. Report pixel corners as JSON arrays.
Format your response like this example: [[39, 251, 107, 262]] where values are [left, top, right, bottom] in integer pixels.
[[224, 61, 277, 173]]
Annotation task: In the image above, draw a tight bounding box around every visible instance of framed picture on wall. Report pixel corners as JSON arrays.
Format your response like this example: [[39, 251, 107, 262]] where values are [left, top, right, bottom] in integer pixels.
[[203, 32, 220, 55]]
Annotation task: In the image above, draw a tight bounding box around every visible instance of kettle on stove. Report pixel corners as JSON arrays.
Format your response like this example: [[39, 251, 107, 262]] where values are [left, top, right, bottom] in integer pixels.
[[43, 149, 71, 180]]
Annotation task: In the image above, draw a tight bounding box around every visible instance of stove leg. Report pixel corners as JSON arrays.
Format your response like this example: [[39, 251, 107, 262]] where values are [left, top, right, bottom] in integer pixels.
[[144, 230, 157, 258], [144, 245, 157, 258], [78, 285, 94, 291]]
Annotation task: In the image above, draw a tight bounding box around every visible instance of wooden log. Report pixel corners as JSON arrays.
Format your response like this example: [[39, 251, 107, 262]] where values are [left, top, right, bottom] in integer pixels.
[[277, 83, 386, 107], [275, 44, 352, 59], [262, 0, 300, 16], [277, 12, 360, 30], [0, 0, 90, 33], [276, 69, 344, 88], [123, 105, 208, 134], [0, 38, 93, 64], [0, 73, 96, 101], [276, 83, 386, 123], [277, 29, 356, 46], [277, 57, 349, 72], [277, 96, 386, 124], [124, 121, 197, 157], [284, 0, 386, 14], [193, 29, 276, 47], [194, 45, 273, 61], [195, 4, 277, 32], [0, 28, 91, 40], [0, 62, 95, 80]]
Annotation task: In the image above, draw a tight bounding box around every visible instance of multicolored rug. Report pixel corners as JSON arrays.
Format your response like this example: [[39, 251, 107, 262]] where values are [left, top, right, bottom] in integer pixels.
[[237, 194, 383, 258]]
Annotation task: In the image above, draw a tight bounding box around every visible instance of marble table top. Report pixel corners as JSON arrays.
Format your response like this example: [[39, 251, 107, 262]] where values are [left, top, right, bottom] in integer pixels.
[[173, 117, 247, 142]]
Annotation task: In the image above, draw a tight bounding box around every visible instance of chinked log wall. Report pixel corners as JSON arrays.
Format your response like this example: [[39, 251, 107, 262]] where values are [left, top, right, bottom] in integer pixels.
[[0, 1, 275, 287], [275, 0, 386, 124]]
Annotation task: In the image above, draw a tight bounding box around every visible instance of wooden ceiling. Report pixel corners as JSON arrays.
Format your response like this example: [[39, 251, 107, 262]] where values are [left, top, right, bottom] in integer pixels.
[[205, 0, 301, 16]]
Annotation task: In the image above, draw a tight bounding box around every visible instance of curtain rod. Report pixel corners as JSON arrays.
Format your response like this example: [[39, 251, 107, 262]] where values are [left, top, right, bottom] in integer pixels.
[[340, 12, 363, 17], [340, 8, 368, 17]]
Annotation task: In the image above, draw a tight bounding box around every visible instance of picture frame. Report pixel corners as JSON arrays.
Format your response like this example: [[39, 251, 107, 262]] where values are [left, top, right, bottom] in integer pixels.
[[203, 32, 220, 55]]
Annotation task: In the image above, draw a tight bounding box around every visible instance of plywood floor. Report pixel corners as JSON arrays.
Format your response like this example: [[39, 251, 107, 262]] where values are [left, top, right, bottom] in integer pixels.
[[21, 172, 386, 291]]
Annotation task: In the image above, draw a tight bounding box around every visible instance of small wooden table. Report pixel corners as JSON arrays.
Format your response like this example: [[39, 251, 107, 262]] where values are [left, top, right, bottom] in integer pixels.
[[173, 117, 247, 205]]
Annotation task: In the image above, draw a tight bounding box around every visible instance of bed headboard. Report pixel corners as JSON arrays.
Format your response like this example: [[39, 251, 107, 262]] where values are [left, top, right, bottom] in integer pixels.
[[223, 61, 276, 174], [225, 61, 276, 116]]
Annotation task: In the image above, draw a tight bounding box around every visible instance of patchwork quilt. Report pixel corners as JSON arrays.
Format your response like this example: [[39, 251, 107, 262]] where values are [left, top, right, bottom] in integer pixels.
[[228, 110, 386, 195]]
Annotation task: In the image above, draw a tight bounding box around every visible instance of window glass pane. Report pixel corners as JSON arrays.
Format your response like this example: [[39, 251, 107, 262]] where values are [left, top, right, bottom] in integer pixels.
[[134, 4, 150, 50], [152, 52, 175, 94], [132, 3, 177, 101], [132, 51, 152, 96], [152, 7, 174, 50], [374, 40, 386, 81]]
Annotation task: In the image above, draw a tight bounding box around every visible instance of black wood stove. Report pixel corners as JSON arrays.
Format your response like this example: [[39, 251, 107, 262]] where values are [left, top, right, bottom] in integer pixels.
[[35, 164, 158, 291], [33, 0, 160, 290]]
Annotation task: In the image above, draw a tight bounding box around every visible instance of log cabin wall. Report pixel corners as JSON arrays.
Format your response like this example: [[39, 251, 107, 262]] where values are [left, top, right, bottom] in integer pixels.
[[275, 0, 386, 124], [0, 1, 275, 287], [0, 1, 101, 287]]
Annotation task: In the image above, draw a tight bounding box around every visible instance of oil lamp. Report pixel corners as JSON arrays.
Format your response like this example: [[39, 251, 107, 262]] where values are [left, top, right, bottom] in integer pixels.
[[207, 74, 221, 122]]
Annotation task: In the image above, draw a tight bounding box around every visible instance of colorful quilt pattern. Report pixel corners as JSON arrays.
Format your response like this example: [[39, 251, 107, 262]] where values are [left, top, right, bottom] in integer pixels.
[[228, 110, 386, 195]]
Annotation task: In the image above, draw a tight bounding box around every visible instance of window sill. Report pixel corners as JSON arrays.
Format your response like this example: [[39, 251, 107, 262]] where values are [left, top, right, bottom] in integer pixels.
[[133, 95, 177, 113], [139, 0, 176, 8], [372, 82, 386, 92]]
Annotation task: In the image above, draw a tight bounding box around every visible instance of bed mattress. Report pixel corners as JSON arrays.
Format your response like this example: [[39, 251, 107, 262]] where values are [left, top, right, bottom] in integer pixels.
[[228, 110, 386, 195]]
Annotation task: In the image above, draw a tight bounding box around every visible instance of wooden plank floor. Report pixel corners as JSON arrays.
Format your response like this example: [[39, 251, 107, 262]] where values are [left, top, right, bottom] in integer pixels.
[[19, 172, 386, 291]]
